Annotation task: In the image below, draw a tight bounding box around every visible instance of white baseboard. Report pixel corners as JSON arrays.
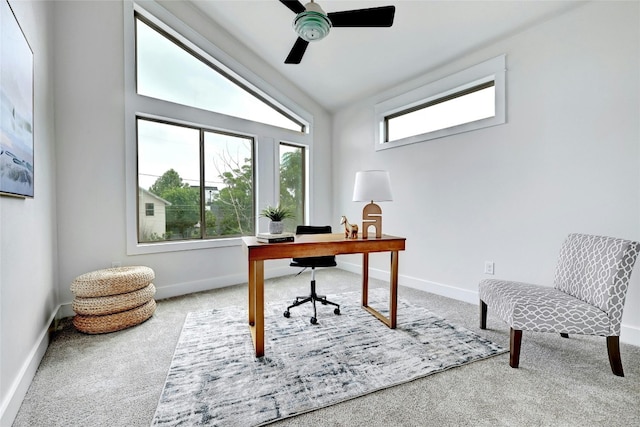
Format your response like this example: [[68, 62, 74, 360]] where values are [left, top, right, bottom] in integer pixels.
[[337, 261, 640, 347], [337, 260, 478, 304], [621, 324, 640, 346], [1, 308, 57, 427]]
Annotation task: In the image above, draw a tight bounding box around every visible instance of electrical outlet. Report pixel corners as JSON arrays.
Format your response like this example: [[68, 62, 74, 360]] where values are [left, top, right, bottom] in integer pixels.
[[484, 261, 495, 275], [111, 261, 122, 268]]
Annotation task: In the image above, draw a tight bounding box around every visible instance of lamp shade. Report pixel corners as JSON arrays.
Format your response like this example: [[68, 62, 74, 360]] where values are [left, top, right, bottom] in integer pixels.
[[352, 170, 393, 202]]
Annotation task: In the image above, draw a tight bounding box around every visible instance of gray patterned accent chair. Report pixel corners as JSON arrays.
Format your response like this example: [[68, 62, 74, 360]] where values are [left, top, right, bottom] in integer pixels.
[[479, 233, 639, 376]]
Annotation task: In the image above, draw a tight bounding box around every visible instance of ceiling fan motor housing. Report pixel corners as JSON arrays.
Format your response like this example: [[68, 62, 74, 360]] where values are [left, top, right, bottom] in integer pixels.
[[294, 2, 332, 42], [281, 0, 396, 64]]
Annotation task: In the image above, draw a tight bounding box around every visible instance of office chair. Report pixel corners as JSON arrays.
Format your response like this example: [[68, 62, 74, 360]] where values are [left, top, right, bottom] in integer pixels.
[[283, 225, 341, 324]]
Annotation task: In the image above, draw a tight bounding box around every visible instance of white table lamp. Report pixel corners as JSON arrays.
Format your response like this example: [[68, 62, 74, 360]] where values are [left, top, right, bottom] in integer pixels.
[[352, 170, 393, 239]]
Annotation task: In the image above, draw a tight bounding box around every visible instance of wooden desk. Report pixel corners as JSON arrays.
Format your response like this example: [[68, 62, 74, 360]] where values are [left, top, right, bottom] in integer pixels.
[[241, 233, 406, 357]]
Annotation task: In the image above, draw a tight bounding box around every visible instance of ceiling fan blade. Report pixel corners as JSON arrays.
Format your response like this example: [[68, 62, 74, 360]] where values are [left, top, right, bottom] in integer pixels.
[[328, 6, 396, 27], [280, 0, 306, 15], [285, 37, 309, 64]]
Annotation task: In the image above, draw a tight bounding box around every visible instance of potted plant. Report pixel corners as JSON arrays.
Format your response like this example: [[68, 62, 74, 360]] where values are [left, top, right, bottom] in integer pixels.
[[260, 205, 294, 234]]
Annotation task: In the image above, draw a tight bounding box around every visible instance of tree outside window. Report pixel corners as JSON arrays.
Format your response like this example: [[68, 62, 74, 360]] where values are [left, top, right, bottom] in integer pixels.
[[279, 143, 305, 232]]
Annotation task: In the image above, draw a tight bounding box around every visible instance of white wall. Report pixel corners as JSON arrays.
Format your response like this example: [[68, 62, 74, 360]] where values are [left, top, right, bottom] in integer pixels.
[[2, 0, 330, 424], [332, 1, 640, 343], [53, 0, 332, 306], [0, 1, 57, 425]]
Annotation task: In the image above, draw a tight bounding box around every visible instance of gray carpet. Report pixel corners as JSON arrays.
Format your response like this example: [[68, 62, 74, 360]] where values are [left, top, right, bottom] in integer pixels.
[[151, 289, 506, 426], [12, 269, 640, 426]]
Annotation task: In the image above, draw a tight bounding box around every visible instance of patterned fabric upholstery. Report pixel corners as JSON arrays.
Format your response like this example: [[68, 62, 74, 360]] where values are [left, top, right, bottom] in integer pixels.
[[553, 234, 639, 334], [479, 280, 611, 334], [479, 234, 639, 337]]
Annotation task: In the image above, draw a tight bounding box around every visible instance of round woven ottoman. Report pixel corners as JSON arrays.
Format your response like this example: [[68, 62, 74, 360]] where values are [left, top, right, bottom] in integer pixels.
[[70, 266, 156, 334], [72, 283, 156, 316], [72, 299, 156, 334], [71, 266, 154, 297]]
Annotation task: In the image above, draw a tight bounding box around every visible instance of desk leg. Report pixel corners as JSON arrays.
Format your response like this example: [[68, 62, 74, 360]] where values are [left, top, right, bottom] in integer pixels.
[[361, 253, 369, 307], [248, 259, 265, 357], [361, 251, 398, 329], [389, 250, 399, 329], [248, 260, 255, 327]]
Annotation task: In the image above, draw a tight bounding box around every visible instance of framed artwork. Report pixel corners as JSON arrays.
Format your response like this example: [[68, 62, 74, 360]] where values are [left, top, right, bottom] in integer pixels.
[[1, 0, 33, 198]]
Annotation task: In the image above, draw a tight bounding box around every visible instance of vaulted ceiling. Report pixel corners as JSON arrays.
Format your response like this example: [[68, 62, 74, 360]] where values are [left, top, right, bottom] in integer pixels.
[[191, 0, 585, 112]]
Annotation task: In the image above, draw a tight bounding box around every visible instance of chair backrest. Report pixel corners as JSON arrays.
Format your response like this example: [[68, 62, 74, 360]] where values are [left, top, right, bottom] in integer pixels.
[[295, 225, 332, 235], [291, 225, 336, 267], [553, 233, 640, 333]]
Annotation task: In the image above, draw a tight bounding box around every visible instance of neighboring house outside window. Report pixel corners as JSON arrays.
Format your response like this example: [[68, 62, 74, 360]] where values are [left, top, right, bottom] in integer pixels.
[[138, 187, 171, 242]]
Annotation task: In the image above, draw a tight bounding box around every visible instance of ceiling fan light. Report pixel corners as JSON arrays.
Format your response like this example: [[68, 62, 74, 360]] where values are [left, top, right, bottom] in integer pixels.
[[294, 11, 332, 42]]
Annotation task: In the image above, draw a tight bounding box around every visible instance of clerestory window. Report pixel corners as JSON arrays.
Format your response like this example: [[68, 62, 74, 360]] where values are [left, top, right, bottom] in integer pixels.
[[375, 55, 506, 150], [135, 16, 305, 133], [385, 81, 495, 142]]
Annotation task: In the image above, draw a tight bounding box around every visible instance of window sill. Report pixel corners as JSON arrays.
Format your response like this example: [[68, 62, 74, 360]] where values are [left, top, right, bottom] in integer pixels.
[[127, 236, 242, 255]]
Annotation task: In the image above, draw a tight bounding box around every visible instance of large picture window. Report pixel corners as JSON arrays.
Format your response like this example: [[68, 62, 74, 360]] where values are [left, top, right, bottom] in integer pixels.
[[137, 118, 254, 243], [125, 1, 312, 254]]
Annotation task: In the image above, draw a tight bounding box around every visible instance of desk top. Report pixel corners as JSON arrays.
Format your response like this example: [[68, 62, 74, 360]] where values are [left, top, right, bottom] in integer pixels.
[[242, 233, 405, 261]]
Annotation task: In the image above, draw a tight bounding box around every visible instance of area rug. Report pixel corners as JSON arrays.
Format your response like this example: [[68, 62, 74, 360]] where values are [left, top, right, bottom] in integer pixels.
[[151, 289, 507, 426]]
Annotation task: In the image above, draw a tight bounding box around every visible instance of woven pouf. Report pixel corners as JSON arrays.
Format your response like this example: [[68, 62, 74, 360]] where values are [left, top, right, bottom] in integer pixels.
[[72, 283, 156, 316], [72, 299, 157, 334], [70, 266, 156, 334], [71, 266, 155, 297]]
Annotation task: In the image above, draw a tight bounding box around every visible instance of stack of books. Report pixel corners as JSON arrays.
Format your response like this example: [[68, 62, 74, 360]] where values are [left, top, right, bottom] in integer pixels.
[[256, 232, 295, 243]]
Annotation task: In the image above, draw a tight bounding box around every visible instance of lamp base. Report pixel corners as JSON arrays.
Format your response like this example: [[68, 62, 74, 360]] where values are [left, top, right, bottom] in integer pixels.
[[361, 202, 382, 239]]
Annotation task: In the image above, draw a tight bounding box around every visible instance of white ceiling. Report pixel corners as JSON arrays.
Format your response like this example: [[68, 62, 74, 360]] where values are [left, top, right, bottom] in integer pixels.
[[190, 0, 585, 112]]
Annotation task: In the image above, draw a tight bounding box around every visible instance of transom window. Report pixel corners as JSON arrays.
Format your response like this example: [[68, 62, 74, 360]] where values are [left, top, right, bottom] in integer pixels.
[[385, 81, 495, 142], [375, 55, 506, 150]]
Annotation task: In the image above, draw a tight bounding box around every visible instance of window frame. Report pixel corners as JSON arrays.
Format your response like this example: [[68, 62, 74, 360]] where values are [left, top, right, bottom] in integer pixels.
[[124, 1, 313, 255], [279, 142, 307, 232], [136, 116, 257, 243], [374, 55, 506, 151]]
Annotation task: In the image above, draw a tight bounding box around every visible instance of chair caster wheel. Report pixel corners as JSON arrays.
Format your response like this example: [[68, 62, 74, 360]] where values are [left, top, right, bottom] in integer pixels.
[[310, 317, 317, 324], [334, 308, 340, 315], [284, 311, 290, 318]]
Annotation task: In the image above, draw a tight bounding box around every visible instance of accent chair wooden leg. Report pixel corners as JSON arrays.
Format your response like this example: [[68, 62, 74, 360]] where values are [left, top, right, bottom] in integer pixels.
[[607, 336, 624, 377], [560, 333, 569, 338], [510, 328, 522, 368], [480, 300, 487, 329]]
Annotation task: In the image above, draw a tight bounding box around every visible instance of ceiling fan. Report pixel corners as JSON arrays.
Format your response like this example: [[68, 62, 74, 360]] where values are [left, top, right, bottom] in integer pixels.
[[279, 0, 396, 64]]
